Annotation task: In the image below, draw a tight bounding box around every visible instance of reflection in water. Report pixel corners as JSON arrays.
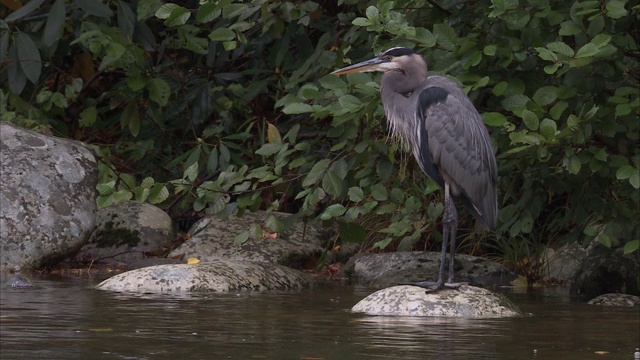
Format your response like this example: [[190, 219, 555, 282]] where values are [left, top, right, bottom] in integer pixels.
[[0, 274, 638, 360]]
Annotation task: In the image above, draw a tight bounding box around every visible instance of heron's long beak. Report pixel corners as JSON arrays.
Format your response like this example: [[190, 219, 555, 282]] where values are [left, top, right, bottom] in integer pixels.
[[331, 57, 385, 75]]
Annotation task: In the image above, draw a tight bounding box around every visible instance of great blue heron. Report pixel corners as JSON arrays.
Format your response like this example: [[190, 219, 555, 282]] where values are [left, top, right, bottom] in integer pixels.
[[331, 47, 498, 291]]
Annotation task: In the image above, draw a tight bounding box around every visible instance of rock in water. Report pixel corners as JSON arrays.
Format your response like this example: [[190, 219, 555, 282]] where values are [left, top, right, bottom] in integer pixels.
[[351, 285, 521, 318]]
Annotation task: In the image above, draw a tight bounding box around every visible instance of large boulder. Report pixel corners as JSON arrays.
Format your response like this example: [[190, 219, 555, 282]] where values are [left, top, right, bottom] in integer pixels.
[[345, 251, 517, 288], [352, 285, 521, 317], [169, 211, 325, 267], [95, 261, 317, 293], [0, 122, 97, 271], [72, 201, 175, 266], [571, 245, 639, 298]]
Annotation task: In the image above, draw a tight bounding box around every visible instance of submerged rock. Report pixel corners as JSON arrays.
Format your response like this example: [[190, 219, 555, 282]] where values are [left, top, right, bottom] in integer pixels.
[[4, 274, 33, 288], [0, 122, 98, 271], [587, 293, 640, 307], [351, 285, 521, 318], [96, 261, 317, 293]]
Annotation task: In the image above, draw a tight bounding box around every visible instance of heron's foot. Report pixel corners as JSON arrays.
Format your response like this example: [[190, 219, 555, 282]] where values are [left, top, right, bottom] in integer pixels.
[[399, 280, 468, 292]]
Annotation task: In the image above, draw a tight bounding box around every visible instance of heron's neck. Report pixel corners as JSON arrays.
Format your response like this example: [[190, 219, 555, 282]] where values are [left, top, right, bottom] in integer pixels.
[[380, 71, 426, 149]]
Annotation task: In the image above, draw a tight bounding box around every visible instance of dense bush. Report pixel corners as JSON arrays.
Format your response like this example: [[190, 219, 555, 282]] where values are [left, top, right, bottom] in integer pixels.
[[1, 0, 638, 268]]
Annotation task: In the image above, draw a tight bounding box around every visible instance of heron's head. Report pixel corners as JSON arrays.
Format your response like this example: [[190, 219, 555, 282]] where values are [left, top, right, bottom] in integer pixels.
[[331, 47, 426, 76]]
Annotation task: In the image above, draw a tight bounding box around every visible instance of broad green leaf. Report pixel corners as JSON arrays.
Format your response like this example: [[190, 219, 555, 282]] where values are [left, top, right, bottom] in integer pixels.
[[365, 6, 379, 19], [352, 17, 372, 27], [615, 165, 634, 180], [605, 0, 627, 19], [42, 0, 66, 47], [149, 184, 169, 204], [320, 204, 346, 220], [546, 42, 574, 57], [164, 5, 190, 27], [302, 159, 330, 187], [370, 183, 388, 201], [348, 187, 364, 202], [184, 162, 198, 182], [282, 103, 313, 114], [16, 32, 41, 83], [197, 3, 221, 23], [120, 100, 140, 137], [532, 86, 558, 107], [483, 112, 507, 126], [623, 239, 639, 254], [233, 231, 250, 245], [74, 0, 113, 17], [575, 43, 599, 58], [539, 118, 557, 141], [117, 1, 136, 38], [629, 172, 640, 189], [535, 47, 558, 62], [521, 109, 539, 130], [147, 78, 170, 106], [79, 106, 97, 127], [155, 3, 178, 19], [209, 27, 236, 41], [5, 0, 46, 22], [322, 171, 344, 196], [567, 155, 581, 174], [255, 143, 283, 156]]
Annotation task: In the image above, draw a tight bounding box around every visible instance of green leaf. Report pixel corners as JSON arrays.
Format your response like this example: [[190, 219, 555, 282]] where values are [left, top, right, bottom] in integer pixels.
[[629, 172, 640, 189], [535, 47, 558, 62], [623, 239, 639, 254], [4, 0, 46, 22], [74, 0, 113, 17], [352, 17, 373, 27], [322, 171, 344, 197], [164, 5, 191, 27], [147, 78, 170, 106], [605, 0, 627, 19], [615, 165, 634, 180], [184, 162, 198, 181], [120, 100, 140, 137], [302, 159, 330, 187], [483, 112, 507, 126], [575, 43, 599, 58], [209, 27, 236, 41], [532, 86, 558, 107], [567, 155, 581, 174], [539, 118, 557, 141], [370, 183, 388, 201], [42, 0, 66, 47], [546, 42, 574, 57], [521, 109, 539, 130], [233, 231, 250, 245], [320, 204, 346, 220], [96, 181, 115, 195], [255, 143, 284, 156], [197, 3, 221, 23], [348, 187, 364, 202], [282, 103, 313, 114], [155, 3, 177, 19], [79, 106, 97, 127], [16, 32, 41, 84], [149, 184, 169, 204]]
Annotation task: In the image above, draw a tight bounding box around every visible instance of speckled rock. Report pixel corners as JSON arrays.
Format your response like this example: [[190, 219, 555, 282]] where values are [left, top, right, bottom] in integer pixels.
[[73, 201, 174, 265], [0, 122, 97, 271], [169, 211, 325, 267], [95, 261, 318, 293], [4, 274, 33, 288], [588, 293, 640, 307], [346, 252, 517, 288], [352, 285, 521, 318], [571, 245, 639, 298]]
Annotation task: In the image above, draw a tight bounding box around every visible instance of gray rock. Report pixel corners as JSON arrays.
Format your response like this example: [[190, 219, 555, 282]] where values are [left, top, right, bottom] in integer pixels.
[[95, 261, 317, 293], [351, 285, 521, 317], [0, 122, 97, 271], [73, 201, 174, 265], [4, 274, 33, 288], [169, 211, 324, 267], [587, 293, 640, 307], [571, 245, 639, 298], [542, 242, 588, 282], [345, 251, 517, 288]]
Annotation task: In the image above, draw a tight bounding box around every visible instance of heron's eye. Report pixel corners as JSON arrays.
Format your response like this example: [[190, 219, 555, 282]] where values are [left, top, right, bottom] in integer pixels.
[[384, 55, 393, 61]]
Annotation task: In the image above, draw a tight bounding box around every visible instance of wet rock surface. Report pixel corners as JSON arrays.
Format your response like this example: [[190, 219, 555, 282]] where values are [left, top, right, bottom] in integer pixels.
[[0, 122, 98, 271], [345, 251, 517, 289], [169, 212, 325, 267], [96, 261, 318, 293], [587, 293, 640, 307], [352, 284, 522, 318]]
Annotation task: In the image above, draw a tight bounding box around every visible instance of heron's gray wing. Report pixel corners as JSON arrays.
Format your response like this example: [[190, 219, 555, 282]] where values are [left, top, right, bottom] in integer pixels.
[[416, 84, 498, 230]]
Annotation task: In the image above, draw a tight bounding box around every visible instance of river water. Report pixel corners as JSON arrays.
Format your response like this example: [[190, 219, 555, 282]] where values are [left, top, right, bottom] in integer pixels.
[[1, 273, 638, 359]]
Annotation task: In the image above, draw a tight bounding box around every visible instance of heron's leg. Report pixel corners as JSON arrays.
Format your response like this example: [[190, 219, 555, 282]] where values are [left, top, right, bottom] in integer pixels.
[[447, 197, 458, 284]]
